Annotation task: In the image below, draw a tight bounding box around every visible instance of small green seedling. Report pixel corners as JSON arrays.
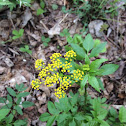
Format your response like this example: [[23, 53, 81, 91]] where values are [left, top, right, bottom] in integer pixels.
[[19, 45, 32, 54], [60, 29, 70, 37], [37, 0, 45, 15], [52, 4, 58, 10], [41, 36, 51, 47], [12, 29, 24, 40], [0, 83, 34, 126]]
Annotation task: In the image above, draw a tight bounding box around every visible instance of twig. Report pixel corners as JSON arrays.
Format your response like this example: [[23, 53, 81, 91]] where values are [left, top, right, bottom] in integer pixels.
[[40, 20, 49, 31]]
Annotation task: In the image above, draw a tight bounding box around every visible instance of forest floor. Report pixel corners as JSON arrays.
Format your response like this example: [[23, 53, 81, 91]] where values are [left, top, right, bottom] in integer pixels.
[[0, 0, 126, 125]]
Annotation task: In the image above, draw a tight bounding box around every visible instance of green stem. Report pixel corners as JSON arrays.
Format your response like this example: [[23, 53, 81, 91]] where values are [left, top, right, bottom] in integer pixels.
[[84, 83, 87, 113]]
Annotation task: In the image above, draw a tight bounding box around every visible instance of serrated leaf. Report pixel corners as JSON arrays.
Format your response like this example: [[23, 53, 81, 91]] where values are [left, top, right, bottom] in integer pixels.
[[22, 101, 34, 108], [7, 87, 16, 96], [110, 107, 117, 118], [89, 42, 107, 58], [100, 64, 119, 75], [70, 43, 86, 58], [74, 113, 84, 121], [83, 34, 94, 52], [17, 92, 30, 98], [48, 101, 59, 114], [14, 106, 23, 115], [119, 106, 126, 123], [13, 119, 27, 126], [81, 74, 88, 89], [6, 113, 14, 124], [7, 95, 12, 102], [88, 76, 100, 92], [39, 112, 51, 122], [0, 97, 6, 103], [57, 113, 68, 123], [69, 119, 76, 126], [90, 58, 108, 72], [96, 78, 104, 90], [0, 109, 10, 121], [46, 116, 56, 126], [16, 97, 21, 105]]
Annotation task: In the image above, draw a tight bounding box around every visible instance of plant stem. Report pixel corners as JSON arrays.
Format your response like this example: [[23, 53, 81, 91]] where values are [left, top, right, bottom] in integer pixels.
[[84, 83, 87, 113]]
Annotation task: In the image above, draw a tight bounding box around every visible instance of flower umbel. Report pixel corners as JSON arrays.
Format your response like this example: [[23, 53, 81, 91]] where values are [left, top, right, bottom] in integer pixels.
[[31, 50, 85, 99], [31, 79, 42, 90]]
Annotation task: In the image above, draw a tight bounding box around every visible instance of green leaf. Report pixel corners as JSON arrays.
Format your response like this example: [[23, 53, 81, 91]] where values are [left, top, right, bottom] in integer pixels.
[[19, 29, 24, 36], [85, 54, 90, 64], [12, 36, 20, 40], [57, 113, 68, 123], [16, 97, 22, 105], [46, 116, 56, 126], [14, 106, 23, 115], [83, 34, 94, 52], [70, 43, 86, 58], [17, 92, 30, 98], [40, 1, 45, 9], [99, 64, 119, 75], [60, 29, 70, 37], [22, 101, 34, 108], [39, 112, 51, 122], [43, 42, 48, 47], [88, 76, 100, 92], [90, 58, 108, 72], [70, 93, 79, 106], [0, 97, 6, 103], [119, 106, 126, 123], [7, 95, 12, 102], [81, 74, 88, 89], [17, 83, 27, 92], [109, 107, 118, 118], [74, 113, 84, 121], [52, 4, 58, 10], [69, 119, 76, 126], [48, 101, 59, 114], [0, 109, 10, 121], [6, 113, 14, 124], [19, 47, 26, 52], [96, 78, 104, 90], [89, 42, 107, 58], [13, 119, 27, 126], [7, 87, 16, 96], [12, 30, 19, 36], [37, 8, 44, 15]]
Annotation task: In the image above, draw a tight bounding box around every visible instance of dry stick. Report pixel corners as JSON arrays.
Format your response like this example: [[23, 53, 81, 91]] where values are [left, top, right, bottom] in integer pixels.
[[104, 34, 120, 49], [40, 20, 49, 31]]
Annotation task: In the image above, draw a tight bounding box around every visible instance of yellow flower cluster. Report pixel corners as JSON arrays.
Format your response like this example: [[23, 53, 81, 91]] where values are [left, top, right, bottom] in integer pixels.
[[61, 61, 72, 73], [55, 76, 71, 99], [35, 59, 45, 70], [64, 50, 76, 60], [45, 73, 59, 87], [31, 50, 84, 99], [71, 69, 84, 82], [31, 79, 41, 90]]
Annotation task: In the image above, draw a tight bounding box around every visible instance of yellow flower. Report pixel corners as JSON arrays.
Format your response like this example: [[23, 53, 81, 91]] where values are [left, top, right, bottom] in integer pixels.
[[71, 69, 84, 81], [35, 59, 45, 70], [31, 79, 41, 90], [64, 50, 76, 60]]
